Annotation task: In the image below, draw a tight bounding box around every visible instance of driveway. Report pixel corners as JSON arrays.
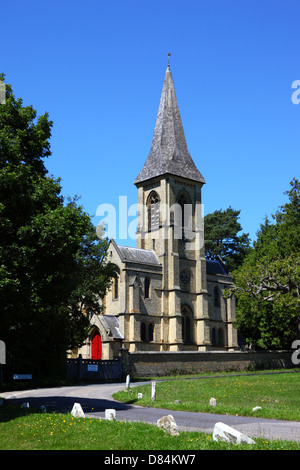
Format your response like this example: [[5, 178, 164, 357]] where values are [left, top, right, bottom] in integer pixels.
[[2, 381, 300, 442]]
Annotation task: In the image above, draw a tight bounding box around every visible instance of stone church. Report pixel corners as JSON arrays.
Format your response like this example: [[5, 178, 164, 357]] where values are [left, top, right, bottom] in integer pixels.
[[77, 65, 239, 360]]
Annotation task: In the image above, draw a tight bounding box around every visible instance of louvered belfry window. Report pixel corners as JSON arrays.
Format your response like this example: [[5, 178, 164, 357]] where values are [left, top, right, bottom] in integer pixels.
[[148, 191, 160, 231]]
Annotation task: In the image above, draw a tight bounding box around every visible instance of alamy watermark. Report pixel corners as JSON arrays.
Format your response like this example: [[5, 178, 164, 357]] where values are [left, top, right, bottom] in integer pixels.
[[291, 340, 300, 365], [95, 196, 205, 251], [291, 80, 300, 104]]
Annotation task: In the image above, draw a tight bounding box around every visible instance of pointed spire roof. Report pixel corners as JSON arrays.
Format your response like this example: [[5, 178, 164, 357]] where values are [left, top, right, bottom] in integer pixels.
[[134, 66, 205, 186]]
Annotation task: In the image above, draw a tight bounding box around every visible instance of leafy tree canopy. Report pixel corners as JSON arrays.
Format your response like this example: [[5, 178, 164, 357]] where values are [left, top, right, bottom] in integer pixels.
[[0, 74, 114, 379]]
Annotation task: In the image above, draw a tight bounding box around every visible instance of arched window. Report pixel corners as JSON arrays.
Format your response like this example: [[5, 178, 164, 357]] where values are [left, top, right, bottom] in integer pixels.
[[181, 305, 193, 344], [214, 286, 220, 307], [141, 322, 155, 342], [147, 191, 160, 231], [177, 191, 192, 239], [144, 277, 150, 299], [111, 265, 120, 300], [141, 322, 147, 342], [211, 327, 217, 346], [218, 328, 224, 346], [113, 274, 119, 299], [149, 323, 154, 342]]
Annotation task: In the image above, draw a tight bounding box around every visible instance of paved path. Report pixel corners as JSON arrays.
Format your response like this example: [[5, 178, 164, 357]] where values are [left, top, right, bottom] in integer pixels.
[[2, 381, 300, 442]]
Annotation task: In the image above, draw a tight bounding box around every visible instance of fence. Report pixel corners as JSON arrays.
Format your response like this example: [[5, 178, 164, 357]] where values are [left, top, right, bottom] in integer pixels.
[[67, 355, 122, 381]]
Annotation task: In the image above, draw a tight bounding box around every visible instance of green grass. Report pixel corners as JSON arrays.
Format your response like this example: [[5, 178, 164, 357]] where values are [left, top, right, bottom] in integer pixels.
[[114, 370, 300, 421], [1, 370, 299, 450], [0, 404, 299, 450]]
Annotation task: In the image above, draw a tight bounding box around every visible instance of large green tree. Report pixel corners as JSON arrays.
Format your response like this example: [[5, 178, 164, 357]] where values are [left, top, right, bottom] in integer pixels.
[[232, 179, 300, 350], [0, 75, 114, 380], [204, 207, 251, 271]]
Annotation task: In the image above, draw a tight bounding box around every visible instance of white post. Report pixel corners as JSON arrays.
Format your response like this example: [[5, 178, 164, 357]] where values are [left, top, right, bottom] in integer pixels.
[[126, 374, 130, 389], [151, 380, 156, 401], [105, 409, 116, 421]]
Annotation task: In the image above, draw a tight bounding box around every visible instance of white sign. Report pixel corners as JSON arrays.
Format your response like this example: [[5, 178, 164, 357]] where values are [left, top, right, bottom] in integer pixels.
[[13, 374, 32, 380], [87, 364, 98, 372]]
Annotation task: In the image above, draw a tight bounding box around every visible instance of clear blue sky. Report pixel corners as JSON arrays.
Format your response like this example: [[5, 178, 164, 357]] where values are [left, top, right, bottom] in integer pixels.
[[2, 0, 299, 247]]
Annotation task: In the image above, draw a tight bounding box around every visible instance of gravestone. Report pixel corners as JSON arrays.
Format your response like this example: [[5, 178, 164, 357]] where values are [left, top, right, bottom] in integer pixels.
[[157, 415, 179, 436], [71, 403, 85, 418], [105, 409, 116, 421], [213, 422, 256, 445]]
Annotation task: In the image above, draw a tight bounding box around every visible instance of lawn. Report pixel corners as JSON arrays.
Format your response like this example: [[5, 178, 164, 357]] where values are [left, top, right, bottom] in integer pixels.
[[1, 370, 299, 450], [114, 370, 300, 421], [0, 404, 299, 450]]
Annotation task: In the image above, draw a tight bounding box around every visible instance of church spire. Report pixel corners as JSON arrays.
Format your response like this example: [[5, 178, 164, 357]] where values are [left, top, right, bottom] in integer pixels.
[[134, 66, 205, 186]]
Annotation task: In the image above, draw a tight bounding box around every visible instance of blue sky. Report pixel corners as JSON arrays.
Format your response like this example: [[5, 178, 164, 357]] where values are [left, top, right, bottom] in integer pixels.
[[2, 0, 299, 247]]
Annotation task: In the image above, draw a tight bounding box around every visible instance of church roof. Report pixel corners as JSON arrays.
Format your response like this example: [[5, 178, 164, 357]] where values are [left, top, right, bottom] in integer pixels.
[[111, 239, 160, 266], [134, 66, 205, 186], [99, 315, 124, 340], [206, 258, 229, 276]]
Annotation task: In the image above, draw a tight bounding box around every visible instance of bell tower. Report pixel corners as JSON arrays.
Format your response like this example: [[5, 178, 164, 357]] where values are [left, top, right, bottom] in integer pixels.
[[134, 65, 211, 350]]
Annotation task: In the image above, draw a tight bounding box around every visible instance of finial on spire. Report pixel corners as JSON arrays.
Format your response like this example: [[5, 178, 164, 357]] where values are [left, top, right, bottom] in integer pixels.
[[167, 51, 171, 68]]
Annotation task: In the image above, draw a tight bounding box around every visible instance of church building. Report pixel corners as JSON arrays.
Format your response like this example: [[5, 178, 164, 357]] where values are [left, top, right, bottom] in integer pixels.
[[78, 65, 239, 360]]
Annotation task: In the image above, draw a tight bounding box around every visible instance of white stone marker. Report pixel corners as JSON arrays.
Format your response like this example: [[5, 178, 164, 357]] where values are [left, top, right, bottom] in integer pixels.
[[252, 406, 262, 412], [151, 380, 156, 401], [71, 402, 85, 418], [213, 422, 256, 445], [105, 409, 116, 421], [157, 415, 179, 436], [126, 374, 130, 389]]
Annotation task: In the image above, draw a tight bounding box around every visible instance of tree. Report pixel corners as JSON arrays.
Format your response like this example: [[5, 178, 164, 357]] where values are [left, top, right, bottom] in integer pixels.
[[232, 179, 300, 350], [0, 75, 114, 380], [204, 207, 251, 271]]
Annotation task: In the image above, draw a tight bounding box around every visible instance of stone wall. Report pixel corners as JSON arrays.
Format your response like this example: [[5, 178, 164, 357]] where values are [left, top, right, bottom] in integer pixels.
[[121, 349, 295, 378]]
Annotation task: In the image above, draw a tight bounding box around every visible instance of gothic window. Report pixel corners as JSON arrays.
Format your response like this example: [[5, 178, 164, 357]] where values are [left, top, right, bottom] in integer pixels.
[[111, 265, 120, 300], [211, 327, 217, 346], [141, 322, 147, 342], [113, 274, 119, 299], [177, 191, 192, 239], [218, 328, 224, 346], [211, 327, 224, 347], [149, 323, 154, 342], [140, 322, 154, 342], [144, 277, 150, 299], [181, 305, 193, 344], [147, 191, 160, 231], [214, 286, 220, 307]]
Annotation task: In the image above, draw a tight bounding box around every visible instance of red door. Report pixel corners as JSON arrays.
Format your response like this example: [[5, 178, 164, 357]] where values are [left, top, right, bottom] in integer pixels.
[[91, 331, 102, 359]]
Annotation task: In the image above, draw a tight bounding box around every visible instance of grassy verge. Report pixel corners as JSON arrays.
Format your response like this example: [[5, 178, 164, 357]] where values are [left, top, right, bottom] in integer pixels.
[[0, 404, 299, 450], [114, 370, 300, 421]]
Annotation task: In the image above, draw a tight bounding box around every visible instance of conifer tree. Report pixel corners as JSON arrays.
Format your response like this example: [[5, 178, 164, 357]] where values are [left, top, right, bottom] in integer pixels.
[[232, 179, 300, 349]]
